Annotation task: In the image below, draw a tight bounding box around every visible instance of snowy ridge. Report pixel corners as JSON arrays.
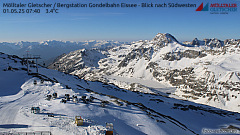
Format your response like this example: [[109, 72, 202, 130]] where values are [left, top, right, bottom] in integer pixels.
[[48, 33, 240, 113], [48, 48, 106, 75], [1, 52, 240, 134]]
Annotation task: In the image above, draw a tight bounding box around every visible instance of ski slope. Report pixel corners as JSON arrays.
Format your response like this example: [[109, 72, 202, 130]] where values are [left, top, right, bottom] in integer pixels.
[[1, 52, 240, 134]]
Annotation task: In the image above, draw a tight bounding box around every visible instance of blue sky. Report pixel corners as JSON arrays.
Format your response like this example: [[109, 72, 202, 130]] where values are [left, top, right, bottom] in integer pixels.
[[0, 0, 239, 42]]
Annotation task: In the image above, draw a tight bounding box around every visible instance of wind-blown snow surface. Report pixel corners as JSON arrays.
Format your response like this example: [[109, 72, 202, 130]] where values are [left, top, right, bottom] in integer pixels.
[[1, 53, 240, 134], [49, 33, 240, 113]]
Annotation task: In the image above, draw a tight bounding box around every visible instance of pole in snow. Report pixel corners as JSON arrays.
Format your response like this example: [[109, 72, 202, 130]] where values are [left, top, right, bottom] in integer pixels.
[[23, 52, 41, 74], [36, 58, 39, 74]]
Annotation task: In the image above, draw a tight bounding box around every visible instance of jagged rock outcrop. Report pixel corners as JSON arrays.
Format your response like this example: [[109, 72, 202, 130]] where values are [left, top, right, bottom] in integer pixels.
[[204, 38, 224, 48], [191, 38, 200, 46], [163, 50, 207, 61], [224, 39, 240, 45]]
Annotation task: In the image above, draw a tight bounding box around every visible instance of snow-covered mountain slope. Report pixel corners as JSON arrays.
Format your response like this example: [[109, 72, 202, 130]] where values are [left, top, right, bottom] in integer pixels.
[[1, 52, 240, 134], [0, 40, 124, 66], [49, 33, 240, 113], [48, 48, 107, 76]]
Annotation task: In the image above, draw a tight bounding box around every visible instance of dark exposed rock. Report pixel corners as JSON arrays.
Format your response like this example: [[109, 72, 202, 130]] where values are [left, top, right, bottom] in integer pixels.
[[224, 39, 240, 45], [191, 38, 200, 46], [163, 50, 207, 61], [204, 38, 224, 48], [118, 47, 150, 67]]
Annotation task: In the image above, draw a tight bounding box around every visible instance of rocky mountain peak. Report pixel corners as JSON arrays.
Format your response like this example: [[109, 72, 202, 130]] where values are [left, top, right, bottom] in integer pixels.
[[152, 33, 179, 43], [203, 38, 224, 48], [191, 38, 200, 46], [224, 39, 240, 45]]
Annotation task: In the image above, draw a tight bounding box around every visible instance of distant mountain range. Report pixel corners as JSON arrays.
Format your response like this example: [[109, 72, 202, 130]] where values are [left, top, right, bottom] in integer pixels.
[[0, 40, 125, 65]]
